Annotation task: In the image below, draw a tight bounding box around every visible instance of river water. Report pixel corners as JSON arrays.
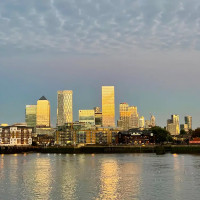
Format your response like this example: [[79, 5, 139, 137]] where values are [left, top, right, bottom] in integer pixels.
[[0, 153, 200, 200]]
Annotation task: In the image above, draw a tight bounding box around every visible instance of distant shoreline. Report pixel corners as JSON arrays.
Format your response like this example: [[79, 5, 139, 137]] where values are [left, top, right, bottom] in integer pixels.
[[1, 145, 200, 155]]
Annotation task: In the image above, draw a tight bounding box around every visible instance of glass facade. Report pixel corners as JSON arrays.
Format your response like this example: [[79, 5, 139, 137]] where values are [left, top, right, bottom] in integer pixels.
[[119, 103, 139, 130], [36, 96, 51, 128], [79, 110, 95, 126], [185, 116, 192, 130], [102, 86, 115, 127], [57, 90, 73, 126], [25, 105, 37, 131]]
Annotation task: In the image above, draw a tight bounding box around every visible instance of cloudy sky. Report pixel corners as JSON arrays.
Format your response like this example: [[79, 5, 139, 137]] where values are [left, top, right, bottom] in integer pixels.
[[1, 0, 200, 128]]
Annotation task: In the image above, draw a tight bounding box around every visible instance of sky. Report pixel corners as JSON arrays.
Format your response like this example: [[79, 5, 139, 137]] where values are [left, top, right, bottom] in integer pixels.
[[1, 0, 200, 128]]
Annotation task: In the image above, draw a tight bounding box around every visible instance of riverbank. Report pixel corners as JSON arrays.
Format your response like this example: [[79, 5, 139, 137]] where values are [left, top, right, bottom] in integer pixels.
[[1, 145, 200, 154]]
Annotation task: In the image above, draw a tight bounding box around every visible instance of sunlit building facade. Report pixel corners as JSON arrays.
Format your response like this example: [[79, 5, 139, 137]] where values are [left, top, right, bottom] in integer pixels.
[[119, 103, 131, 130], [79, 110, 95, 126], [128, 106, 139, 128], [102, 86, 115, 127], [0, 125, 33, 145], [167, 114, 180, 135], [139, 116, 145, 129], [25, 105, 37, 131], [57, 90, 73, 126], [150, 115, 156, 127], [185, 116, 192, 130], [36, 96, 51, 128]]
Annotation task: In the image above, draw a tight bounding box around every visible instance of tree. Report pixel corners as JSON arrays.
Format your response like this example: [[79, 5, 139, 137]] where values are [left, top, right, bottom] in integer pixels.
[[192, 128, 200, 138], [150, 126, 172, 144], [180, 129, 187, 135]]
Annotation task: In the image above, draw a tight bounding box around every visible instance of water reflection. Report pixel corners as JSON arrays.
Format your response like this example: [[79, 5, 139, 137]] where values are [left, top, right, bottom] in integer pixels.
[[0, 154, 200, 199], [98, 160, 119, 200]]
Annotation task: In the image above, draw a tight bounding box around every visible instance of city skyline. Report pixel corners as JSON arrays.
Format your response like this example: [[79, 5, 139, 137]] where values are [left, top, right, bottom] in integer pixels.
[[0, 85, 194, 130], [1, 0, 200, 128]]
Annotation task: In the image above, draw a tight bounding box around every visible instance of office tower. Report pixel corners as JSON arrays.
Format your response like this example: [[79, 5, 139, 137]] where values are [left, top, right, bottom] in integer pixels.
[[150, 115, 156, 127], [119, 103, 139, 130], [119, 103, 131, 130], [180, 124, 189, 132], [94, 107, 102, 127], [25, 105, 37, 131], [79, 110, 95, 126], [185, 116, 192, 130], [139, 116, 145, 128], [57, 90, 73, 126], [167, 115, 180, 135], [129, 106, 139, 128], [145, 120, 151, 129], [102, 86, 115, 127], [36, 96, 51, 128]]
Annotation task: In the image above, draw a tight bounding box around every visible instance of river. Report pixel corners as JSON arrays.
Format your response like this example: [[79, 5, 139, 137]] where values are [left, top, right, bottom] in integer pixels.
[[0, 153, 199, 200]]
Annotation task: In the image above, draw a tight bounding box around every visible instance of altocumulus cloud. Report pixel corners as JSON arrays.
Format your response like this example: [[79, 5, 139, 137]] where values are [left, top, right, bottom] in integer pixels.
[[0, 0, 200, 55]]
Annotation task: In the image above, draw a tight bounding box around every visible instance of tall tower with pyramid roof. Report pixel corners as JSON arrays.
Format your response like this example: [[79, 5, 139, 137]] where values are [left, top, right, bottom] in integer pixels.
[[36, 96, 51, 127]]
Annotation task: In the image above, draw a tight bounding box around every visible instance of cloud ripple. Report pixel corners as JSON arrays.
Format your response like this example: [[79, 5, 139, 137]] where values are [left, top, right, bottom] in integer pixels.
[[0, 0, 200, 55]]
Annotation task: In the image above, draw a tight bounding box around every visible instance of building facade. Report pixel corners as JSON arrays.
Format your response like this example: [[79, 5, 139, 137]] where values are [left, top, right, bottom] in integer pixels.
[[0, 125, 33, 145], [102, 86, 115, 127], [119, 103, 130, 130], [150, 115, 156, 127], [25, 105, 37, 131], [57, 90, 73, 126], [139, 116, 145, 129], [129, 106, 139, 128], [36, 96, 51, 128], [185, 116, 192, 130], [79, 110, 95, 126], [167, 115, 180, 135]]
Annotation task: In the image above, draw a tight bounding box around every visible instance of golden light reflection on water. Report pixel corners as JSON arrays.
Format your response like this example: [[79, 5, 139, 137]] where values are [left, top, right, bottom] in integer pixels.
[[9, 154, 18, 184], [98, 160, 119, 200]]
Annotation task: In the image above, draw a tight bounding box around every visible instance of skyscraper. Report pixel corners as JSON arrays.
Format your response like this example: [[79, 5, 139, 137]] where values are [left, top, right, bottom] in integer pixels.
[[167, 115, 180, 135], [185, 116, 192, 130], [102, 86, 115, 127], [139, 116, 145, 128], [25, 105, 37, 131], [128, 106, 139, 128], [119, 103, 131, 130], [57, 90, 73, 126], [36, 96, 50, 128], [150, 115, 156, 127]]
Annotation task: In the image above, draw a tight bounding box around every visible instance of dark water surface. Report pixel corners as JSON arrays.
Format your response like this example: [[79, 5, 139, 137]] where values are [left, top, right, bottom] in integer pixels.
[[0, 153, 200, 200]]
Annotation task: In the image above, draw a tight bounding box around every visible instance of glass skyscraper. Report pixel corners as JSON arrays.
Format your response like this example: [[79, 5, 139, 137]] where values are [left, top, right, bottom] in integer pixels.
[[102, 86, 115, 127], [57, 90, 73, 126], [36, 96, 51, 128], [25, 105, 37, 131]]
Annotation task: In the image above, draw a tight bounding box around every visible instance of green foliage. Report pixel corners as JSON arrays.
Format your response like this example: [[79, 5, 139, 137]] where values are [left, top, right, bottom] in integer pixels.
[[150, 126, 172, 144], [180, 129, 187, 135], [192, 128, 200, 137]]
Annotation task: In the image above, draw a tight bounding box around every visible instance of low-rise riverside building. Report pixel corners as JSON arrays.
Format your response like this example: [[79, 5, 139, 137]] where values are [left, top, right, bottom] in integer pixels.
[[117, 129, 155, 145], [55, 122, 119, 146], [0, 125, 33, 145]]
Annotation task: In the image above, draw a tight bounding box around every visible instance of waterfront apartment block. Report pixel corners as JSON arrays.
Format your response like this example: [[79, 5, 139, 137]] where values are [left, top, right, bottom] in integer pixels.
[[57, 90, 73, 126], [79, 110, 95, 126], [102, 86, 115, 127], [0, 125, 33, 145], [55, 122, 119, 145]]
